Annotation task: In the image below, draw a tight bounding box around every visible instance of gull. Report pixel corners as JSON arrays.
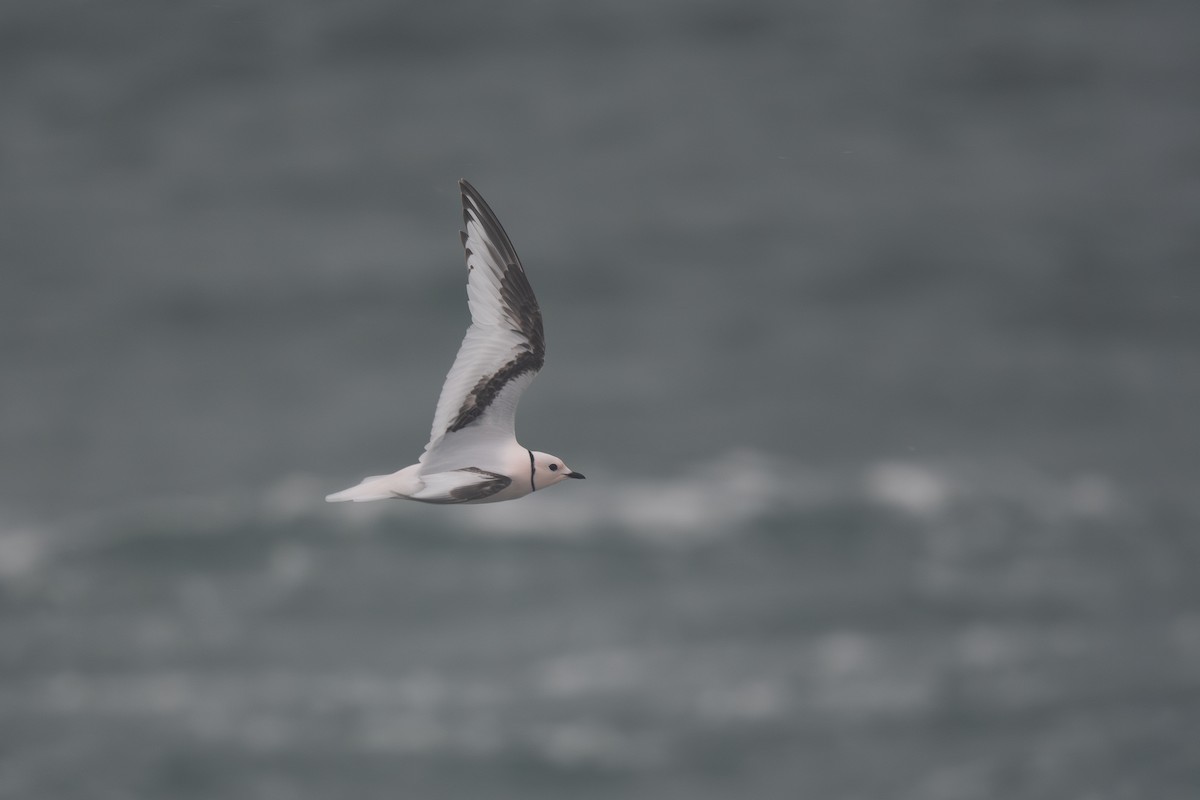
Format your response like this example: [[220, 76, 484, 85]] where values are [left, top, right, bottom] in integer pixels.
[[326, 180, 585, 504]]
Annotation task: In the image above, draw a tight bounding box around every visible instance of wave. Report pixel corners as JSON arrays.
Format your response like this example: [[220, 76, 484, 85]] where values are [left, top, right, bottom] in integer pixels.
[[184, 453, 1125, 536], [306, 450, 1130, 538], [0, 448, 1146, 587]]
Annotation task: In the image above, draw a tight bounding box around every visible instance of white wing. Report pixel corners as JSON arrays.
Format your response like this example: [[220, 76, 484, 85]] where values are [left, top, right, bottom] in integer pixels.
[[419, 180, 545, 473]]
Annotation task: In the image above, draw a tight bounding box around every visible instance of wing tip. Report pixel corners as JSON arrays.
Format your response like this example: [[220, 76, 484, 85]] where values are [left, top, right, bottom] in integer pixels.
[[459, 178, 481, 228], [457, 180, 518, 263], [459, 178, 479, 204]]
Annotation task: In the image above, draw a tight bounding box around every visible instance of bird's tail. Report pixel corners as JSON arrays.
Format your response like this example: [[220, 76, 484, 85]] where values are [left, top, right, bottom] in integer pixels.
[[325, 465, 422, 502]]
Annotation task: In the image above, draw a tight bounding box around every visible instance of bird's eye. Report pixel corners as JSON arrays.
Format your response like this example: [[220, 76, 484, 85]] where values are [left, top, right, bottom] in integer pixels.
[[549, 463, 559, 471]]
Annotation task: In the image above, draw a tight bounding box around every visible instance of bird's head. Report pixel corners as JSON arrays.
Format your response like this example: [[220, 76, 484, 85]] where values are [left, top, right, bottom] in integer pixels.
[[530, 450, 586, 491]]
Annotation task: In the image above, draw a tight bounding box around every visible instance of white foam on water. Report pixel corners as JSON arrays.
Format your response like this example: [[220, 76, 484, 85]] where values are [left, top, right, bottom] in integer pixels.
[[8, 450, 1147, 558], [863, 461, 951, 516], [15, 666, 668, 767], [0, 527, 45, 581]]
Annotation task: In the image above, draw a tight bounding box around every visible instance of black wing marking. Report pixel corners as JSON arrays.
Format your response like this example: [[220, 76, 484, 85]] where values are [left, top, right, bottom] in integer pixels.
[[410, 467, 512, 504], [445, 181, 546, 434]]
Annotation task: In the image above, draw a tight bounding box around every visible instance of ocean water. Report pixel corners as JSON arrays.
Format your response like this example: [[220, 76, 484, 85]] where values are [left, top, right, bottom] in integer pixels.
[[3, 1, 1200, 798]]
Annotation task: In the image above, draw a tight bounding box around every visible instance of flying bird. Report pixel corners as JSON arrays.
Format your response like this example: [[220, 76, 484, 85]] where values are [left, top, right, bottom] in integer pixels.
[[326, 180, 585, 504]]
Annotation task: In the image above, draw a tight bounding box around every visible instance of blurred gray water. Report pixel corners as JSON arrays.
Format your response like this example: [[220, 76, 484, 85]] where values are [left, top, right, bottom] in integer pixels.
[[3, 1, 1200, 798]]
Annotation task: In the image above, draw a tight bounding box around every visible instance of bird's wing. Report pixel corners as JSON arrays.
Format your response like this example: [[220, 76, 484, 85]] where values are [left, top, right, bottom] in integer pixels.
[[419, 180, 545, 472]]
